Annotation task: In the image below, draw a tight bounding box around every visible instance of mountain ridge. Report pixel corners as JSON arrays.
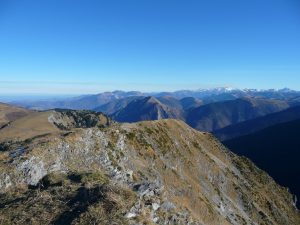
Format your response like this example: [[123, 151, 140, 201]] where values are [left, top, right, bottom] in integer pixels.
[[9, 88, 300, 111], [0, 108, 299, 224]]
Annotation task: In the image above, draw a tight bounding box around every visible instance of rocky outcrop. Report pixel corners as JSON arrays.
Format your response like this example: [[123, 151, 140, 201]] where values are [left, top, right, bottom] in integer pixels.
[[48, 109, 111, 130]]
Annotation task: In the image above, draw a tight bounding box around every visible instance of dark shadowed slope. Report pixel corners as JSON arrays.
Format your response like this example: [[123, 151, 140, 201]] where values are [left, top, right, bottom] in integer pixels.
[[186, 98, 289, 132], [224, 119, 300, 207], [214, 105, 300, 141]]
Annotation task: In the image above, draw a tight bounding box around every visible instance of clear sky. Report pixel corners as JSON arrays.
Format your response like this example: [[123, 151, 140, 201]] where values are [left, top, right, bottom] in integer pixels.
[[0, 0, 300, 94]]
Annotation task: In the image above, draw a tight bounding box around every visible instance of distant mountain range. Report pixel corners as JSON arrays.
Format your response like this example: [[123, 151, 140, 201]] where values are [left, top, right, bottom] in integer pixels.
[[12, 91, 145, 110], [7, 88, 300, 136], [10, 88, 300, 110]]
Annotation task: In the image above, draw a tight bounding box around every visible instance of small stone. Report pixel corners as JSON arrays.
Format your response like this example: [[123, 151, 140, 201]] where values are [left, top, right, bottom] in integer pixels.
[[152, 203, 160, 211], [125, 212, 136, 219], [152, 217, 159, 223]]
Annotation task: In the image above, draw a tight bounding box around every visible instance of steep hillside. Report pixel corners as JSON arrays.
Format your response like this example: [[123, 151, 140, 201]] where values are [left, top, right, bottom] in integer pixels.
[[214, 105, 300, 141], [223, 119, 300, 208], [94, 96, 144, 115], [186, 98, 289, 132], [112, 96, 183, 122], [0, 109, 299, 224], [180, 97, 203, 110], [0, 103, 32, 128], [156, 96, 184, 110], [288, 96, 300, 106]]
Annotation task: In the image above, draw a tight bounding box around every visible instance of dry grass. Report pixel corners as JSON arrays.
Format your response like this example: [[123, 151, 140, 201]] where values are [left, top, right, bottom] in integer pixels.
[[0, 111, 60, 142], [0, 103, 32, 127], [0, 171, 137, 225], [0, 151, 8, 161]]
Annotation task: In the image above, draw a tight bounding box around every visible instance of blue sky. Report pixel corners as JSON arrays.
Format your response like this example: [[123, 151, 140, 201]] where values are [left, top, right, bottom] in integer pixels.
[[0, 0, 300, 94]]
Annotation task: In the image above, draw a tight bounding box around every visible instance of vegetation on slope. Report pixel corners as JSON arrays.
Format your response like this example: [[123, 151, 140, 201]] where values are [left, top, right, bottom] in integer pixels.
[[0, 109, 299, 224]]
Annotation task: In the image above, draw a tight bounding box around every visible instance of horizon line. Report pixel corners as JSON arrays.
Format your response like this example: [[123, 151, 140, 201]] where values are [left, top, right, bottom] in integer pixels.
[[0, 87, 299, 96]]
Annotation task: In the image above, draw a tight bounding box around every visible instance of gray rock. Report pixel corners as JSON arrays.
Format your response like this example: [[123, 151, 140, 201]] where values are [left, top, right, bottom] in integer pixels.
[[0, 174, 12, 192], [161, 201, 176, 211], [17, 156, 47, 185], [125, 212, 137, 219]]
